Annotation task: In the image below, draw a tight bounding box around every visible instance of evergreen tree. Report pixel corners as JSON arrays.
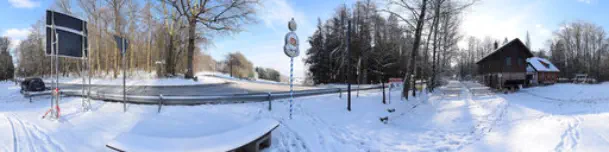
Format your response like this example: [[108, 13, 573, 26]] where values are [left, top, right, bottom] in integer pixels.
[[0, 37, 15, 80]]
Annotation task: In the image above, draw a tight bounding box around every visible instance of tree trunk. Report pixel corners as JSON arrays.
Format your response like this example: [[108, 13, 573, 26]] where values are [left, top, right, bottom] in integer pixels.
[[165, 35, 174, 76], [185, 19, 196, 79], [403, 0, 428, 100], [430, 0, 442, 92]]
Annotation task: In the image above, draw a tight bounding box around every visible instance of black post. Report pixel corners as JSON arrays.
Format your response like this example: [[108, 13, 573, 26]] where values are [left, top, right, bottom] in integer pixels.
[[347, 20, 351, 111], [122, 38, 126, 112], [267, 92, 272, 111], [229, 60, 233, 77], [382, 79, 386, 104]]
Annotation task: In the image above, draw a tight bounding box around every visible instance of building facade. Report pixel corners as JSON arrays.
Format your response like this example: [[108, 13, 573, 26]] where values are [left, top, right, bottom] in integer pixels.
[[526, 57, 560, 85], [476, 38, 534, 89]]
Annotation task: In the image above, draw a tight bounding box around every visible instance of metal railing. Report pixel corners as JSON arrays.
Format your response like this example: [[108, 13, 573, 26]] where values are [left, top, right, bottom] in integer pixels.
[[23, 85, 384, 106]]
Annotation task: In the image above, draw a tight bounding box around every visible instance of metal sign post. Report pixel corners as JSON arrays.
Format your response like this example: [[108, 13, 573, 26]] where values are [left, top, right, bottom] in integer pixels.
[[122, 38, 126, 112], [81, 20, 90, 112], [54, 33, 60, 119], [114, 35, 129, 112], [284, 18, 299, 119], [44, 10, 89, 119]]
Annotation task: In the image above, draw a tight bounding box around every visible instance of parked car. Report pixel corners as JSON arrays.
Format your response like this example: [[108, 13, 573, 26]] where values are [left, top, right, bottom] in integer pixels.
[[558, 77, 570, 83], [20, 77, 46, 92], [572, 74, 597, 84]]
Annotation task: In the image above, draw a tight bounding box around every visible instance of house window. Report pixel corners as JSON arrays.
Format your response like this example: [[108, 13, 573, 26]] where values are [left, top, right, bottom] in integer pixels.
[[506, 57, 511, 66], [518, 58, 522, 66]]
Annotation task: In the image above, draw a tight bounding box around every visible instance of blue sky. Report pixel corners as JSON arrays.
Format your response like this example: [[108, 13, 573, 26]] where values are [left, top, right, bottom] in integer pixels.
[[2, 0, 608, 78]]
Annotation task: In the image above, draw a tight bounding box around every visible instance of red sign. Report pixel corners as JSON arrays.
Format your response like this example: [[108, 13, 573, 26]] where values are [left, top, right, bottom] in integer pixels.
[[389, 78, 403, 83]]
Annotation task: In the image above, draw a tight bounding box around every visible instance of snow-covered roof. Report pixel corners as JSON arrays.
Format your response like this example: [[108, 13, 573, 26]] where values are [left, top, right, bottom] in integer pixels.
[[527, 57, 560, 72], [476, 38, 534, 64]]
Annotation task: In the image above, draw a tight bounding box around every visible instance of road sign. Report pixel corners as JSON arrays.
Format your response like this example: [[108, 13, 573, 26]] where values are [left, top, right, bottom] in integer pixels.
[[114, 35, 129, 55], [45, 10, 89, 58], [284, 32, 299, 57], [45, 27, 88, 58], [45, 10, 88, 58], [288, 18, 297, 31], [285, 18, 299, 119], [46, 10, 86, 32]]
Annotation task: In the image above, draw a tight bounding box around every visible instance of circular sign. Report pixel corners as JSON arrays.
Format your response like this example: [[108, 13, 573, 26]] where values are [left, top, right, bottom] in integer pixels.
[[288, 18, 297, 31], [284, 32, 299, 57]]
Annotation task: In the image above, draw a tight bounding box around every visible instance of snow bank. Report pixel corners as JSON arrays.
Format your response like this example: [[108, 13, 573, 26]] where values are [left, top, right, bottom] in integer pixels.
[[522, 83, 609, 102], [107, 119, 278, 152]]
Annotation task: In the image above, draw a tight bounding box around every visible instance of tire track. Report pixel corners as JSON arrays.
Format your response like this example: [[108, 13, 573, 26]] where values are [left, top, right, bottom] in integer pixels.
[[5, 114, 18, 152], [6, 113, 65, 152]]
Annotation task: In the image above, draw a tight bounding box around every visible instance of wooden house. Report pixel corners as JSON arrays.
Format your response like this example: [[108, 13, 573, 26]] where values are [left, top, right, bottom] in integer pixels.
[[526, 57, 560, 85], [476, 38, 534, 89]]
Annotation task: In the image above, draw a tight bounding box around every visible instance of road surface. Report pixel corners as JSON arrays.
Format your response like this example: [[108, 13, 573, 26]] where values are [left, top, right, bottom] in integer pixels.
[[47, 79, 320, 96]]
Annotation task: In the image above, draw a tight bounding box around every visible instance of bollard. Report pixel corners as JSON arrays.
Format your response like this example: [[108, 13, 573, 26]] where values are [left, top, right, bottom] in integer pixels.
[[158, 94, 164, 113], [267, 92, 272, 111], [339, 88, 342, 98]]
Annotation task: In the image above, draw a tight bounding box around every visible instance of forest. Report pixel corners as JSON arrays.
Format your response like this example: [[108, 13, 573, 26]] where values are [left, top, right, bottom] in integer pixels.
[[10, 0, 259, 79], [305, 0, 474, 97]]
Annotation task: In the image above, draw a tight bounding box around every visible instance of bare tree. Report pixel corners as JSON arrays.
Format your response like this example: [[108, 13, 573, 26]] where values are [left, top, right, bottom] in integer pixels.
[[385, 0, 429, 99], [160, 0, 258, 79]]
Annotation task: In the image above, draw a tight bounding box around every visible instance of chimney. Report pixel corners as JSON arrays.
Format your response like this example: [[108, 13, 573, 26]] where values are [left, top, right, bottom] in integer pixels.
[[494, 41, 498, 49]]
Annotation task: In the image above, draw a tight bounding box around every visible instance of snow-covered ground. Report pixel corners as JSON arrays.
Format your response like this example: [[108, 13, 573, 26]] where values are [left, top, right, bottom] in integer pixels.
[[1, 80, 609, 151]]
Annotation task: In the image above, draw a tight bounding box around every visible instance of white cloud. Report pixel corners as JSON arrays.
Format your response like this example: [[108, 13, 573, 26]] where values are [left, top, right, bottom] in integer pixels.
[[535, 24, 551, 38], [258, 0, 310, 33], [2, 28, 32, 50], [577, 0, 592, 4], [8, 0, 40, 8], [459, 0, 552, 51]]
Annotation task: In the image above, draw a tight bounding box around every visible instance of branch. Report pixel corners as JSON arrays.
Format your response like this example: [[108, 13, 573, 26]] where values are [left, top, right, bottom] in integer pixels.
[[379, 9, 415, 29]]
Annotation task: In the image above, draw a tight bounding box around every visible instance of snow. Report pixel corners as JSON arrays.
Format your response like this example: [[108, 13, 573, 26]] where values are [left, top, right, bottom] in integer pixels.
[[2, 80, 609, 151], [108, 119, 278, 152], [527, 57, 560, 72]]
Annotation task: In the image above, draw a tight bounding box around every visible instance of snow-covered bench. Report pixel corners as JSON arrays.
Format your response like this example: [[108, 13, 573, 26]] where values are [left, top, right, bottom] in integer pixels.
[[438, 88, 462, 97], [468, 87, 493, 96], [106, 119, 279, 152]]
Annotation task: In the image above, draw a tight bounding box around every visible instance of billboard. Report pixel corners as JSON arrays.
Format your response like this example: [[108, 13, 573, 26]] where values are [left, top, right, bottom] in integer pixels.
[[45, 10, 88, 58], [46, 27, 88, 58]]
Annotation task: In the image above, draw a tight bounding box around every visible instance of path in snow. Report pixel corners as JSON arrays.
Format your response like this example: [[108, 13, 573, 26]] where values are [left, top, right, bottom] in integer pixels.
[[2, 113, 64, 152]]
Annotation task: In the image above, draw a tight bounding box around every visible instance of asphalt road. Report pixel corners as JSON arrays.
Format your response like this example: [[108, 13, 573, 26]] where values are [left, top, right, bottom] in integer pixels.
[[47, 80, 320, 96]]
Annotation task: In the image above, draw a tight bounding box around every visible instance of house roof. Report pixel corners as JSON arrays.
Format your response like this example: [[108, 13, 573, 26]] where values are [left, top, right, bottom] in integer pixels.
[[526, 57, 560, 72], [475, 38, 534, 64]]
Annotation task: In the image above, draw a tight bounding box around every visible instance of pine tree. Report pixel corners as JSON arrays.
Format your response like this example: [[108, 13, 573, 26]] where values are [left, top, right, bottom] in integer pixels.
[[0, 37, 14, 80]]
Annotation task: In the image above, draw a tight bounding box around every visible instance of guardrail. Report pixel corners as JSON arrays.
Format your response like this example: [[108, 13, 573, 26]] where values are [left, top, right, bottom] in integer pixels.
[[22, 86, 384, 106]]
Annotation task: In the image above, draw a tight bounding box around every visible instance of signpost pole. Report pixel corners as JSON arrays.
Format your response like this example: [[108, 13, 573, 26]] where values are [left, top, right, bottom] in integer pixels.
[[347, 20, 351, 111], [122, 38, 126, 112], [284, 18, 299, 119], [87, 44, 91, 109], [50, 22, 55, 117], [55, 33, 60, 119], [81, 21, 86, 111], [289, 57, 293, 119]]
